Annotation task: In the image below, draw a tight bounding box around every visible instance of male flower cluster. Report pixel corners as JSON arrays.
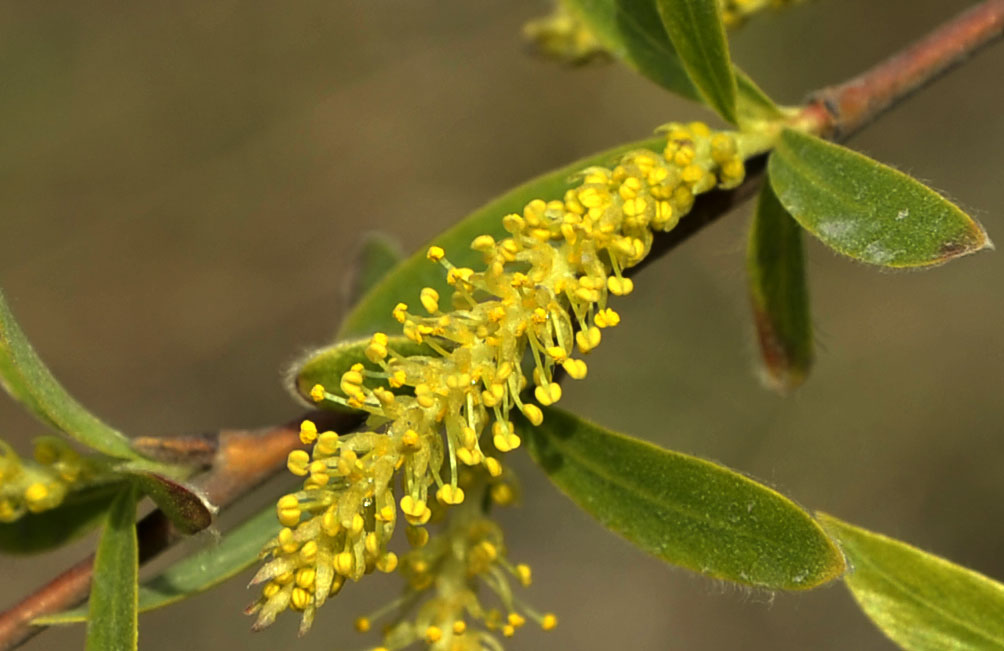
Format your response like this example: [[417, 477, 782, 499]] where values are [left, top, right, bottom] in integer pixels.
[[248, 122, 746, 646], [0, 437, 100, 522]]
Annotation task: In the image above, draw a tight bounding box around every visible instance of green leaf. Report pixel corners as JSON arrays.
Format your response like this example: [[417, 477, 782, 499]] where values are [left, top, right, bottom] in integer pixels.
[[86, 484, 139, 651], [656, 0, 738, 123], [563, 0, 700, 100], [127, 471, 214, 535], [0, 483, 121, 554], [345, 232, 404, 311], [768, 129, 990, 267], [35, 505, 277, 625], [0, 290, 138, 459], [561, 0, 781, 120], [291, 335, 431, 408], [747, 180, 813, 393], [522, 408, 845, 589], [338, 136, 663, 339], [818, 513, 1004, 650]]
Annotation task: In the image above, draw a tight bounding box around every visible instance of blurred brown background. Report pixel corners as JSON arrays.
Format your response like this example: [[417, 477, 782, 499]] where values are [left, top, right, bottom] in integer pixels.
[[1, 1, 1001, 649]]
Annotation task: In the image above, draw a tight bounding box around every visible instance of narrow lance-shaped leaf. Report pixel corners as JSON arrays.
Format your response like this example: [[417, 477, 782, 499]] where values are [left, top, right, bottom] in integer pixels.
[[818, 513, 1004, 650], [563, 0, 700, 99], [338, 135, 663, 339], [0, 290, 138, 459], [86, 484, 139, 651], [560, 0, 782, 122], [656, 0, 738, 123], [747, 180, 813, 392], [768, 128, 990, 267], [0, 483, 122, 555], [522, 408, 845, 589], [35, 505, 278, 625]]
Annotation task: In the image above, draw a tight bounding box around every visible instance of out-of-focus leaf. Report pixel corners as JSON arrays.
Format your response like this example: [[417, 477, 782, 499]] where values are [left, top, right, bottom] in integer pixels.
[[85, 484, 139, 651], [522, 408, 845, 589], [344, 232, 404, 310], [747, 180, 813, 392], [338, 136, 662, 339], [290, 335, 431, 408], [768, 129, 990, 267], [0, 483, 121, 554], [564, 0, 700, 99], [656, 0, 738, 123], [127, 471, 214, 535], [35, 506, 277, 625], [561, 0, 781, 121], [818, 513, 1004, 650], [0, 290, 138, 460]]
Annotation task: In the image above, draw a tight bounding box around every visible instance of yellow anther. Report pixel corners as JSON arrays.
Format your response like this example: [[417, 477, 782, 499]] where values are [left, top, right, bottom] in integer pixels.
[[594, 308, 621, 328], [355, 616, 371, 633], [275, 571, 294, 585], [335, 551, 355, 576], [447, 267, 474, 285], [315, 431, 340, 456], [532, 307, 547, 324], [484, 457, 503, 477], [276, 495, 301, 527], [425, 625, 443, 644], [295, 567, 316, 589], [562, 358, 588, 380], [377, 504, 396, 522], [262, 582, 280, 599], [309, 384, 326, 403], [575, 326, 602, 353], [426, 246, 445, 262], [542, 613, 558, 630], [453, 620, 467, 635], [502, 213, 525, 233], [471, 234, 496, 251], [322, 508, 340, 536], [377, 551, 398, 573], [400, 495, 431, 525], [534, 382, 562, 406], [286, 450, 310, 476], [298, 420, 318, 445], [457, 447, 484, 465], [508, 613, 526, 628], [622, 196, 648, 217], [299, 540, 318, 563], [607, 276, 634, 296], [388, 369, 407, 388], [420, 287, 440, 314], [392, 302, 409, 324], [682, 163, 705, 185], [436, 484, 465, 505], [516, 563, 533, 586], [373, 386, 396, 408], [23, 483, 48, 506], [545, 345, 567, 362], [522, 404, 544, 427], [401, 429, 421, 451], [502, 624, 515, 638], [290, 587, 310, 611]]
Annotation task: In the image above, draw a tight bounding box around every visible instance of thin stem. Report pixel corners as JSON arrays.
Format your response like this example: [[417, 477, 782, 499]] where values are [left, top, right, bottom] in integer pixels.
[[2, 2, 1002, 649]]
